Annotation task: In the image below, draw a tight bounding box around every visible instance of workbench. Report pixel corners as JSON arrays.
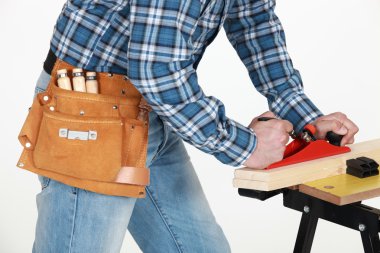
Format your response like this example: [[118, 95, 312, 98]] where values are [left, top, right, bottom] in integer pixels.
[[234, 139, 380, 253]]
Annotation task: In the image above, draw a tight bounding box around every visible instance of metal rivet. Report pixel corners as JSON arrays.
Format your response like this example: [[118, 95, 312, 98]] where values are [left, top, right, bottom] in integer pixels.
[[79, 110, 85, 115], [123, 76, 129, 80], [359, 224, 366, 231], [303, 206, 310, 213], [88, 131, 97, 140], [59, 128, 68, 137], [18, 162, 24, 167], [25, 142, 31, 148], [49, 106, 55, 111], [108, 73, 113, 77], [112, 105, 118, 109], [43, 95, 49, 101]]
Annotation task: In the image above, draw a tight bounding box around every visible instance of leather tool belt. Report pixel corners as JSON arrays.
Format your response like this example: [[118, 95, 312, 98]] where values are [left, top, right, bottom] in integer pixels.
[[17, 58, 151, 198]]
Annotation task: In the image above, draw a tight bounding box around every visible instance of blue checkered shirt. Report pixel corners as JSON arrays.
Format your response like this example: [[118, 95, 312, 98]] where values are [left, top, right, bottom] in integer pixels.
[[50, 0, 323, 166]]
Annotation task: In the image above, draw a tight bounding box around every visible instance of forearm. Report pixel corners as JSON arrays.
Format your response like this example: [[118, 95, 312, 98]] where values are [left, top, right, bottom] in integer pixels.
[[128, 59, 257, 166], [224, 0, 323, 132]]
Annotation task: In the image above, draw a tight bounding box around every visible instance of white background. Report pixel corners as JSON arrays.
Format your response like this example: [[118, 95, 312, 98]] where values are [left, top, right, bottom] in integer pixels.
[[1, 0, 380, 252]]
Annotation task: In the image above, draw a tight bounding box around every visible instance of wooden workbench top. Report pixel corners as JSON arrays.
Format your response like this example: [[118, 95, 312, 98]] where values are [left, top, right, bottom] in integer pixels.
[[233, 139, 380, 200]]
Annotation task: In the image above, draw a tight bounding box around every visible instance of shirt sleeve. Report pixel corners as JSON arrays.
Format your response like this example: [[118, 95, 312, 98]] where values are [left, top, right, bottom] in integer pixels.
[[223, 0, 324, 133], [126, 0, 256, 166]]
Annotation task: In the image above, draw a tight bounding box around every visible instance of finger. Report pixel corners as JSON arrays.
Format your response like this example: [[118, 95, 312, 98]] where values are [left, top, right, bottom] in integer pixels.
[[318, 112, 348, 122], [345, 137, 355, 145], [280, 134, 290, 146], [274, 129, 290, 146], [340, 118, 359, 145], [282, 120, 294, 133], [272, 120, 293, 133], [315, 119, 348, 138]]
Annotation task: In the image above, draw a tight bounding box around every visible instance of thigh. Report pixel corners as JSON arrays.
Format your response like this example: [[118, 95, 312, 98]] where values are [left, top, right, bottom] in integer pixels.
[[33, 175, 136, 253], [128, 127, 231, 253], [31, 70, 136, 253]]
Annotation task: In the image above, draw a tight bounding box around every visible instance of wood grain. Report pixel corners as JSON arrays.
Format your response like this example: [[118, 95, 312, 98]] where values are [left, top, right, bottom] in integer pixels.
[[233, 139, 380, 191], [299, 174, 380, 205]]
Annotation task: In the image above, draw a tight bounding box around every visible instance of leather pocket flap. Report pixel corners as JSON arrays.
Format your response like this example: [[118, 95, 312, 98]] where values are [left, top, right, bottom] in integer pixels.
[[33, 109, 123, 182]]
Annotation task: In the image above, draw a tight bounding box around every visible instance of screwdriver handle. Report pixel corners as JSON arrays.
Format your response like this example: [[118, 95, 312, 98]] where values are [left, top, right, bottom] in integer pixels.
[[326, 131, 344, 146]]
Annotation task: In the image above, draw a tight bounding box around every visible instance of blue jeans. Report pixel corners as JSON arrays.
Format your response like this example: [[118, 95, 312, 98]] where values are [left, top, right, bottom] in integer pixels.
[[31, 70, 230, 253]]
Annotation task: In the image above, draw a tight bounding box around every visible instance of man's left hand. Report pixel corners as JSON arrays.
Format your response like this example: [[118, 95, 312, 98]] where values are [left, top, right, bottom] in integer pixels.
[[312, 112, 359, 146]]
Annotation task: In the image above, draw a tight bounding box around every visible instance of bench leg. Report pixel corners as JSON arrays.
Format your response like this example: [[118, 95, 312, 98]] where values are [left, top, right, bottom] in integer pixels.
[[361, 230, 380, 253], [293, 212, 318, 253]]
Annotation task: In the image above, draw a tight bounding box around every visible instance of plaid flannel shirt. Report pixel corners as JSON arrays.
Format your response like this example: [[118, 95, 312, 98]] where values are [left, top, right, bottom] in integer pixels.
[[50, 0, 323, 166]]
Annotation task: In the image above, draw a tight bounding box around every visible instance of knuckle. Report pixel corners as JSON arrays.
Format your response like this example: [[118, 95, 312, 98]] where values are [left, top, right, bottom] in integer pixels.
[[335, 112, 347, 118], [332, 120, 341, 130], [274, 120, 289, 130], [283, 120, 291, 128], [347, 125, 359, 135], [280, 134, 289, 144]]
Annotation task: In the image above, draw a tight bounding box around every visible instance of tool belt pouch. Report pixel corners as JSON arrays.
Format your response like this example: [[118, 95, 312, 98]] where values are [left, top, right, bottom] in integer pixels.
[[17, 60, 151, 198]]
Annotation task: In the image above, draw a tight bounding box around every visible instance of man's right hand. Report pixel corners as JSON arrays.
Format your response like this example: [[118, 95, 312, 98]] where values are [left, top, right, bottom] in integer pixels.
[[243, 111, 293, 169]]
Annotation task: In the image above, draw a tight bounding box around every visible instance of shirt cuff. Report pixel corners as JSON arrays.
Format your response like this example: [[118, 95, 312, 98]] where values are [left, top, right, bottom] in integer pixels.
[[270, 89, 324, 133], [213, 120, 257, 167]]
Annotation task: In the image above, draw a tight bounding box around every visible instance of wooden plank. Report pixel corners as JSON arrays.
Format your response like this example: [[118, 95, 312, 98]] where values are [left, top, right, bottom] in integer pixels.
[[233, 178, 272, 191], [299, 174, 380, 205], [233, 139, 380, 191], [233, 166, 344, 191], [234, 157, 345, 182]]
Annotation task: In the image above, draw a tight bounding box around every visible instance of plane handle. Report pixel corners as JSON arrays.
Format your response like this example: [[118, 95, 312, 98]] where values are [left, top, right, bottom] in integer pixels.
[[326, 131, 344, 146]]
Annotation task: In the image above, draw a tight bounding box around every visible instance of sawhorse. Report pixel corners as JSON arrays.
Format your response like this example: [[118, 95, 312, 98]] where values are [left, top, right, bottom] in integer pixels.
[[238, 188, 380, 253]]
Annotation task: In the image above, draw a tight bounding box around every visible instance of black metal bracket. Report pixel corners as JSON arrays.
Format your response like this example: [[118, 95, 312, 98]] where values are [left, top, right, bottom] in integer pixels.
[[346, 157, 379, 178], [239, 188, 380, 253], [238, 188, 284, 201]]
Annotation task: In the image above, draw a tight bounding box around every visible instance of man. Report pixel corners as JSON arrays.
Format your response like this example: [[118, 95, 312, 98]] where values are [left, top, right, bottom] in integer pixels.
[[32, 0, 358, 252]]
